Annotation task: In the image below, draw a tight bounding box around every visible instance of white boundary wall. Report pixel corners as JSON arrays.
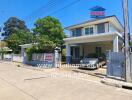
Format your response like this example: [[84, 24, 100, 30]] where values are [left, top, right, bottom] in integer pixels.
[[12, 54, 23, 62]]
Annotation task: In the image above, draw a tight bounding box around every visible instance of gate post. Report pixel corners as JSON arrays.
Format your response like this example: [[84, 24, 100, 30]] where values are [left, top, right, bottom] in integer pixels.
[[54, 47, 61, 68], [21, 47, 26, 64], [66, 44, 71, 64], [106, 51, 112, 77]]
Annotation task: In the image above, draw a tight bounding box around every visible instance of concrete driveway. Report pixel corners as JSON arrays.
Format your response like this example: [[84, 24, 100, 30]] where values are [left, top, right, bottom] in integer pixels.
[[0, 61, 132, 100]]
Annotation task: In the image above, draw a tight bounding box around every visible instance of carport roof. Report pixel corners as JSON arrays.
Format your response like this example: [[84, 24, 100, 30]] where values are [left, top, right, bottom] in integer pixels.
[[64, 32, 122, 44]]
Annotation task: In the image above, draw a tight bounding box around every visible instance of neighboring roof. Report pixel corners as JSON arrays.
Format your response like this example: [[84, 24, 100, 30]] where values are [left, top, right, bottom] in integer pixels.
[[65, 15, 124, 32], [19, 43, 38, 48], [90, 6, 106, 11], [0, 47, 12, 52], [0, 41, 7, 48]]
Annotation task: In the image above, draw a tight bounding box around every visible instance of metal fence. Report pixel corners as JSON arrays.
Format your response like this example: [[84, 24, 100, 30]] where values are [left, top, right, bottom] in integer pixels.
[[32, 53, 54, 62], [107, 52, 125, 79], [25, 53, 62, 67]]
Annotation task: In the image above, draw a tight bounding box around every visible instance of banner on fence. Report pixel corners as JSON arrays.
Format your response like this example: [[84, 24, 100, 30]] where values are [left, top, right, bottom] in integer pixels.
[[45, 53, 54, 62], [32, 53, 54, 62]]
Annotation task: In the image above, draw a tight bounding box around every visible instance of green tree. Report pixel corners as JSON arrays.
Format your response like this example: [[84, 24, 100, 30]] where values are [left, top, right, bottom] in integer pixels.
[[3, 17, 29, 38], [26, 36, 56, 61], [6, 30, 34, 53], [37, 36, 56, 52], [0, 41, 7, 60], [33, 16, 65, 46]]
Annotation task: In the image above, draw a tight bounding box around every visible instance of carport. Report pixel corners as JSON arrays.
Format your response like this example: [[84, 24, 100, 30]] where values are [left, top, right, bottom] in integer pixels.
[[64, 32, 123, 64]]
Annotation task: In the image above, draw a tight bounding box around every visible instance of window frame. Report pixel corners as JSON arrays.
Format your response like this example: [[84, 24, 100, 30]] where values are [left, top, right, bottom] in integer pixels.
[[71, 28, 82, 37], [84, 26, 94, 35], [97, 23, 105, 34]]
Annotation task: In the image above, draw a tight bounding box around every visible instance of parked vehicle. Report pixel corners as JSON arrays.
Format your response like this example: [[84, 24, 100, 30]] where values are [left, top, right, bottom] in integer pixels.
[[80, 58, 99, 69]]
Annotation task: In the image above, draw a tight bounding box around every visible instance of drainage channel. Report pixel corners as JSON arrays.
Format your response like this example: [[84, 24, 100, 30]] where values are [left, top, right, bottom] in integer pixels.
[[24, 76, 47, 81], [122, 85, 132, 90]]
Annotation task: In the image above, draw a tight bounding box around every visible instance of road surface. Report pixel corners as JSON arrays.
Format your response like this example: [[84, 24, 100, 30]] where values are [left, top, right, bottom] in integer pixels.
[[0, 61, 132, 100]]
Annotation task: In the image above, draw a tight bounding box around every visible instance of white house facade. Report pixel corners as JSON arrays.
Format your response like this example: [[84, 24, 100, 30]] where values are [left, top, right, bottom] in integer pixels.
[[64, 16, 124, 64]]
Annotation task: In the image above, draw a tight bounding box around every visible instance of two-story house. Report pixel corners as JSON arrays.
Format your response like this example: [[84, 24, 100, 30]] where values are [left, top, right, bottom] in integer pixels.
[[64, 15, 124, 64]]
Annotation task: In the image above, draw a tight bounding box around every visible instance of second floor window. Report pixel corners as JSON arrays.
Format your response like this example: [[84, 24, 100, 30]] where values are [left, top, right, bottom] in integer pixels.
[[85, 27, 93, 35], [97, 23, 105, 33], [72, 28, 82, 37]]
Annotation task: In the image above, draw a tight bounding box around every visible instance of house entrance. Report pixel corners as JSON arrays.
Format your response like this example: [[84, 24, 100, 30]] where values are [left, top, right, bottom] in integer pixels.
[[95, 47, 102, 57]]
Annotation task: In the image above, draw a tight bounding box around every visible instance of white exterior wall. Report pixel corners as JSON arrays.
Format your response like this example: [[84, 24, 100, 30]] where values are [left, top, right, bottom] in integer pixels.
[[105, 23, 109, 33], [82, 28, 85, 36], [109, 23, 120, 33], [12, 54, 23, 62]]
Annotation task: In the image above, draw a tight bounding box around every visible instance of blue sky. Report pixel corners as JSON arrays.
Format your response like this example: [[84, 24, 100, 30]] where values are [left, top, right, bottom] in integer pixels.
[[0, 0, 132, 34]]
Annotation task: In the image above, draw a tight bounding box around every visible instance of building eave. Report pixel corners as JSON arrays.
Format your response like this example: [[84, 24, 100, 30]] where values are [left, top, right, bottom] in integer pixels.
[[64, 32, 123, 45]]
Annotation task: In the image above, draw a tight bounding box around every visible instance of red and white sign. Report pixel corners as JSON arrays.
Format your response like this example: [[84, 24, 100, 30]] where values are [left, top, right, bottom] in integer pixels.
[[45, 53, 53, 62], [90, 6, 106, 18], [91, 11, 105, 16]]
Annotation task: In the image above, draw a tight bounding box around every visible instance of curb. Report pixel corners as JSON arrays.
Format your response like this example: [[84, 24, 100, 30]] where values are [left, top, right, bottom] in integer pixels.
[[101, 78, 132, 90], [101, 78, 122, 88]]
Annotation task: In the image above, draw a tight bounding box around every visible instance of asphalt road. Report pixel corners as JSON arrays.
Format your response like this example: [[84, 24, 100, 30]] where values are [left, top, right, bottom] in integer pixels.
[[0, 61, 132, 100]]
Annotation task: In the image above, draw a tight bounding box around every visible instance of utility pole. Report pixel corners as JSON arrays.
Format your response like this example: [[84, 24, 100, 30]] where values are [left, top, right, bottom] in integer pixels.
[[122, 0, 132, 82]]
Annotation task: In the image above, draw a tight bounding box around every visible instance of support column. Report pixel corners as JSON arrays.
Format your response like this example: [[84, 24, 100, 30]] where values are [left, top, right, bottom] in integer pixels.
[[82, 28, 85, 36], [113, 36, 119, 52], [66, 44, 71, 64], [105, 23, 109, 33], [94, 25, 97, 34], [80, 45, 83, 58]]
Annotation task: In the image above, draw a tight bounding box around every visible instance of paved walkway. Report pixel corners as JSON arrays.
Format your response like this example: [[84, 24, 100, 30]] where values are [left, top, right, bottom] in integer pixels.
[[0, 61, 132, 100]]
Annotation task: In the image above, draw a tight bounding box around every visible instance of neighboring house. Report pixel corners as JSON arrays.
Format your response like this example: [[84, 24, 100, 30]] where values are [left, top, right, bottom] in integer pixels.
[[64, 15, 124, 64]]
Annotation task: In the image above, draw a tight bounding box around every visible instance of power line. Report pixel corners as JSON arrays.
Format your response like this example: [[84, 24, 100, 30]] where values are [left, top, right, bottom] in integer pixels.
[[24, 0, 56, 19], [25, 0, 81, 27], [49, 0, 81, 15], [24, 0, 63, 21]]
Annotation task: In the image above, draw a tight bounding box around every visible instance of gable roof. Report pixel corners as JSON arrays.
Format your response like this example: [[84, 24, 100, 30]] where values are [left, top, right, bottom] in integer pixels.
[[65, 15, 124, 32]]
